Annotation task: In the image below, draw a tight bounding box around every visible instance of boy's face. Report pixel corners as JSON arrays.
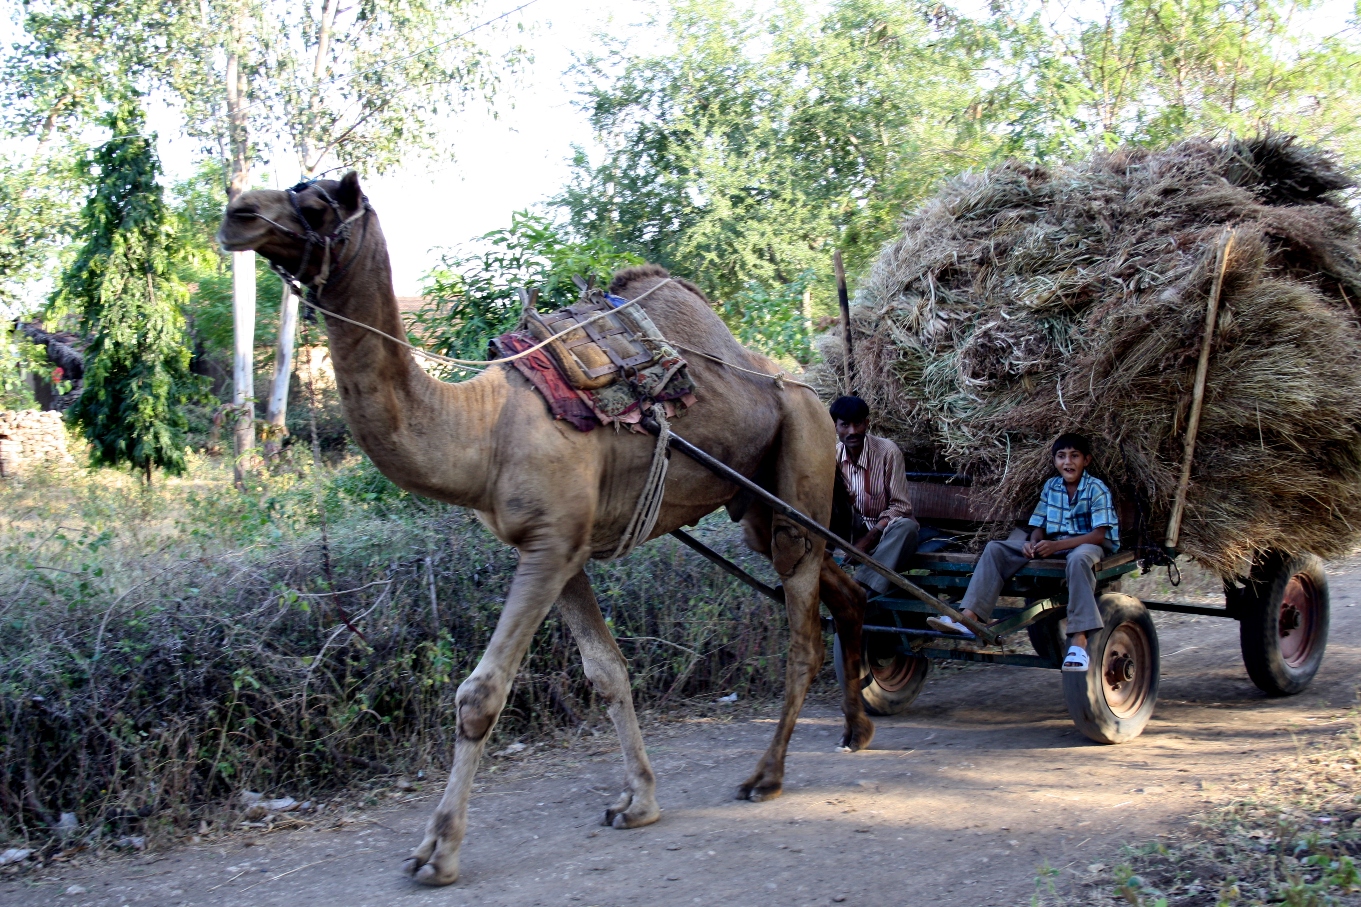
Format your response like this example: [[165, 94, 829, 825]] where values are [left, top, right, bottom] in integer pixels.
[[1054, 446, 1091, 484]]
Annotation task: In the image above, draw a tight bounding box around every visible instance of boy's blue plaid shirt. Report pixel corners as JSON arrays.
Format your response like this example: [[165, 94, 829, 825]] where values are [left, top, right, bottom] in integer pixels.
[[1028, 474, 1120, 550]]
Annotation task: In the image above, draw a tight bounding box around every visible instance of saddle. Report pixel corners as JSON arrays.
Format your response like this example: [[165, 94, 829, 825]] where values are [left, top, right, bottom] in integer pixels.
[[491, 286, 697, 431]]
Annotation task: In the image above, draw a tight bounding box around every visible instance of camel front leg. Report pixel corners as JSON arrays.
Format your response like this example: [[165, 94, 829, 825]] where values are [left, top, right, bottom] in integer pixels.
[[405, 547, 582, 886], [557, 569, 660, 828], [737, 514, 825, 802]]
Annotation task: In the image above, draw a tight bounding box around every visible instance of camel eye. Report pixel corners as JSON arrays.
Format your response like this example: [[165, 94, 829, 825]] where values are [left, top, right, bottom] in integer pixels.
[[229, 207, 257, 219], [301, 206, 326, 229]]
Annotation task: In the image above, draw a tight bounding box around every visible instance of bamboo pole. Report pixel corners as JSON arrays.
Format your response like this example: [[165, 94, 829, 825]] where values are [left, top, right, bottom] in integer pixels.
[[1165, 230, 1236, 549], [834, 249, 855, 393]]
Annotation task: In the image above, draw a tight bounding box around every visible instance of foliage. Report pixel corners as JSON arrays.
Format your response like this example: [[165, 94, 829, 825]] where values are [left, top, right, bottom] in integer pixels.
[[58, 100, 205, 481], [981, 0, 1361, 162], [562, 0, 1361, 319], [561, 0, 994, 308], [714, 269, 817, 364], [413, 211, 643, 369], [0, 454, 809, 843]]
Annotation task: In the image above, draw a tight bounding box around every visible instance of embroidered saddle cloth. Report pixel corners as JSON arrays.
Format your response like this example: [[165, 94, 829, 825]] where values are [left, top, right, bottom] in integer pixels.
[[491, 289, 697, 431]]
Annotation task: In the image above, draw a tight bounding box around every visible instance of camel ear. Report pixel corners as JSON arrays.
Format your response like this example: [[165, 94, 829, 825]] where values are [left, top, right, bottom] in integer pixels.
[[337, 171, 363, 210]]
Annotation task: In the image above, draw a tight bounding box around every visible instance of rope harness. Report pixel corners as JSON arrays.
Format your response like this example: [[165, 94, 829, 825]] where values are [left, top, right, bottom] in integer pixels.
[[608, 403, 672, 560]]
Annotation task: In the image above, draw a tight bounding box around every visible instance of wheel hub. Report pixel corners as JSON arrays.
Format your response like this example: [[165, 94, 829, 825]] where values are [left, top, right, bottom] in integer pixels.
[[1100, 622, 1153, 718], [1278, 574, 1319, 667], [1104, 653, 1136, 688]]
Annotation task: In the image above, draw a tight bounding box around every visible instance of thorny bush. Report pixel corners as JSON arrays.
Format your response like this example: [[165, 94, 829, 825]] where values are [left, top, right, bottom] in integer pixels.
[[0, 453, 803, 846]]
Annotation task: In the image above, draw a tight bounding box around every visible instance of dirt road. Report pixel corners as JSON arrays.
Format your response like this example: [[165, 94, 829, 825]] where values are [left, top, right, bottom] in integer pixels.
[[6, 557, 1359, 907]]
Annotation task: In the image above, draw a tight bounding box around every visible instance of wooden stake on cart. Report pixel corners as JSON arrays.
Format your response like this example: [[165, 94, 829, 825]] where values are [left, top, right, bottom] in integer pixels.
[[1165, 230, 1236, 550], [834, 250, 855, 393]]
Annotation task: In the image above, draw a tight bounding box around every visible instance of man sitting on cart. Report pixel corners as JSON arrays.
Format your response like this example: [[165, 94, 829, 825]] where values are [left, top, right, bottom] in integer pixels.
[[927, 433, 1119, 674], [829, 396, 920, 593]]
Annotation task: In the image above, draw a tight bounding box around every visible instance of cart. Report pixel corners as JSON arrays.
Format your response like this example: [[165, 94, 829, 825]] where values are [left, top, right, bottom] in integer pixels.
[[655, 426, 1332, 746]]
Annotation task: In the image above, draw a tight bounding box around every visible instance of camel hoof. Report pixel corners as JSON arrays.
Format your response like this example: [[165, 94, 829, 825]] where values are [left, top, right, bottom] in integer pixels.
[[839, 715, 876, 752], [405, 846, 459, 886], [602, 791, 660, 829], [736, 780, 783, 802]]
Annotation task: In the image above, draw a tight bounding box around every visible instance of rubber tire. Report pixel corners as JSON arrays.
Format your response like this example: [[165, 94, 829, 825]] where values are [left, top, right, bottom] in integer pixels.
[[1026, 612, 1067, 667], [833, 632, 932, 717], [1062, 594, 1159, 744], [1239, 553, 1330, 696]]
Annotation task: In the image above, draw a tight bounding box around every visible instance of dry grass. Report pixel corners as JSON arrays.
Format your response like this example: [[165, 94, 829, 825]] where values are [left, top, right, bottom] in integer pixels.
[[814, 135, 1361, 578], [0, 453, 804, 850]]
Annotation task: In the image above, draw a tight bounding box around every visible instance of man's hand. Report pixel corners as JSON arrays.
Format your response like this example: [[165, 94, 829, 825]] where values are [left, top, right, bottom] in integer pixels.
[[855, 525, 884, 553], [1033, 539, 1060, 558], [1022, 540, 1037, 558]]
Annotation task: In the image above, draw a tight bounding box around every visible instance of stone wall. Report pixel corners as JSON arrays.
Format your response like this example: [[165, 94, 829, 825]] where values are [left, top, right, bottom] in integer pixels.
[[0, 410, 75, 477]]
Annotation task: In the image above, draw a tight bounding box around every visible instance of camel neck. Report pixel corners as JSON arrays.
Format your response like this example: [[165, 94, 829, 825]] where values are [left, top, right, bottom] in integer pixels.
[[317, 223, 499, 510]]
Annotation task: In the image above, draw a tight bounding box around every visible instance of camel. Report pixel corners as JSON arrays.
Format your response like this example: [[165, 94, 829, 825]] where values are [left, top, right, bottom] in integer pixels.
[[218, 172, 873, 886]]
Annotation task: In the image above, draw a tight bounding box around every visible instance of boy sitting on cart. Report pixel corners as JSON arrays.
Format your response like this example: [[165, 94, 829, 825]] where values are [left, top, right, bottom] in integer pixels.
[[927, 433, 1119, 673]]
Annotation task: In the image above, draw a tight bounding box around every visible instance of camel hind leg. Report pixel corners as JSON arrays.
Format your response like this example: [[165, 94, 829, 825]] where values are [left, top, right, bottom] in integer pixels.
[[737, 396, 836, 801], [557, 569, 660, 828]]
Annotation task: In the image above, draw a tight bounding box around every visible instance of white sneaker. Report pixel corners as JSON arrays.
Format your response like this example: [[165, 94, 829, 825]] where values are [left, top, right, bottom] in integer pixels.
[[927, 614, 971, 635]]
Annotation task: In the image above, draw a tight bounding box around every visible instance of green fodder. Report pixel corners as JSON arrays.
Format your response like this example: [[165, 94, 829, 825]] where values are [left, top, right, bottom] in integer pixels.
[[814, 135, 1361, 577], [0, 456, 794, 844]]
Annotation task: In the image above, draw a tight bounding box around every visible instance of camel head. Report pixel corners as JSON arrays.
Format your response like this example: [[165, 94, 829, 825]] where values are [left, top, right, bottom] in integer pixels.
[[218, 171, 373, 295]]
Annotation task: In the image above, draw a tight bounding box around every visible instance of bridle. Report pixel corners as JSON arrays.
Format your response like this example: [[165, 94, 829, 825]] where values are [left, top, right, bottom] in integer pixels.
[[245, 180, 372, 307]]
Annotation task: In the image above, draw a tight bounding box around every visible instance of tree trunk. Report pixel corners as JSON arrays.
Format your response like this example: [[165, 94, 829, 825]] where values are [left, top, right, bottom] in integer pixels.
[[262, 0, 338, 451], [225, 15, 255, 486], [231, 250, 257, 483], [263, 281, 298, 457]]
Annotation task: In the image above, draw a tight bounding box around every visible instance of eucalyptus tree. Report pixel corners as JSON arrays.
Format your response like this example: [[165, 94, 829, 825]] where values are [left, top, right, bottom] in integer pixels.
[[560, 0, 995, 310], [242, 0, 519, 457], [976, 0, 1361, 160]]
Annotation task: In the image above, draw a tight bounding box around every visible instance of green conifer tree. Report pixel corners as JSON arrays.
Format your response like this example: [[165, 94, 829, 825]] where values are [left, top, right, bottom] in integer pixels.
[[61, 98, 202, 483]]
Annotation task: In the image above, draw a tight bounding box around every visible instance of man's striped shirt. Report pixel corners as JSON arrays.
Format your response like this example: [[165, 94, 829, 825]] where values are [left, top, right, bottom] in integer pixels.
[[836, 434, 913, 532]]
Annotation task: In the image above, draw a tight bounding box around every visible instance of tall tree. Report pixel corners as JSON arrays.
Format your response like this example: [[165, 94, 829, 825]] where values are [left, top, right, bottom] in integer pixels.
[[60, 100, 202, 483], [979, 0, 1361, 160], [248, 0, 518, 455], [560, 0, 994, 307]]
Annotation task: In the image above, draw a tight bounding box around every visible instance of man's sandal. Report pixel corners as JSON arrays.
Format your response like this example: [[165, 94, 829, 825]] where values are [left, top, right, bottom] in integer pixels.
[[927, 614, 974, 636], [1061, 645, 1090, 673]]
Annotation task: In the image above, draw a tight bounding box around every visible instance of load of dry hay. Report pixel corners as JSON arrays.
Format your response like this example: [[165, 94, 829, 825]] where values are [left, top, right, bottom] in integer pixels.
[[814, 135, 1361, 578]]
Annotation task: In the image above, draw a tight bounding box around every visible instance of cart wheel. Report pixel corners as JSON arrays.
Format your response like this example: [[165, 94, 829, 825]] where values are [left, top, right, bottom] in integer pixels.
[[833, 632, 931, 717], [1239, 553, 1329, 696], [1062, 594, 1159, 744], [1026, 612, 1067, 667]]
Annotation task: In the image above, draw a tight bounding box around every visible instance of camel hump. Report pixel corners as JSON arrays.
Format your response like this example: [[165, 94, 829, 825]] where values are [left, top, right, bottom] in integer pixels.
[[609, 264, 711, 306], [609, 264, 671, 293]]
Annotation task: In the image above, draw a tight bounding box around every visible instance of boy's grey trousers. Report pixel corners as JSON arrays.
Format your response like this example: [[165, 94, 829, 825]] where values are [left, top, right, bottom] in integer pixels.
[[960, 531, 1106, 635]]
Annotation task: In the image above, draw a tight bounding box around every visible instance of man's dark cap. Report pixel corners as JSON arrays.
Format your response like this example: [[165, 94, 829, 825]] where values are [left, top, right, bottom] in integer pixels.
[[829, 395, 869, 424]]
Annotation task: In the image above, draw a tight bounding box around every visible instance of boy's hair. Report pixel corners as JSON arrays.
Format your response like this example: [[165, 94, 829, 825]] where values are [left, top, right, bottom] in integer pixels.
[[829, 395, 870, 424], [1051, 432, 1092, 458]]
